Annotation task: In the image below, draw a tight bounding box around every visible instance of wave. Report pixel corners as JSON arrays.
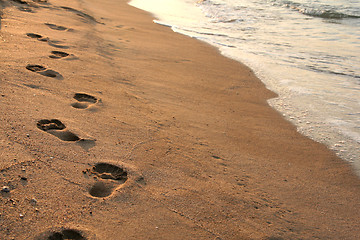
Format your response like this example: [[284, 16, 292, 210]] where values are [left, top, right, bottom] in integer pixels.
[[297, 8, 360, 19], [306, 65, 360, 80], [280, 0, 360, 19]]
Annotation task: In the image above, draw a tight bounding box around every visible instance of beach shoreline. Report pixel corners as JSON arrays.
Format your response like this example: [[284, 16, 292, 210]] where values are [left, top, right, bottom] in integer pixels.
[[129, 0, 360, 176], [0, 0, 359, 239]]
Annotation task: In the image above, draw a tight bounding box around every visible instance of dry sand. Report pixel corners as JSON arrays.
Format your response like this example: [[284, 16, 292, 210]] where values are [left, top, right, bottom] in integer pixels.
[[0, 0, 359, 239]]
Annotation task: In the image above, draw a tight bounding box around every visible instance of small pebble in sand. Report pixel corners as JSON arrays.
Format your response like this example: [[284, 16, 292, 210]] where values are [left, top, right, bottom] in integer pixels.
[[1, 186, 10, 193], [19, 214, 24, 218], [26, 134, 30, 137], [30, 198, 37, 205]]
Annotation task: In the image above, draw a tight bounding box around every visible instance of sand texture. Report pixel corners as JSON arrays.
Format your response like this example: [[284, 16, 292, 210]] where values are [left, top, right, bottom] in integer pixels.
[[0, 0, 359, 239]]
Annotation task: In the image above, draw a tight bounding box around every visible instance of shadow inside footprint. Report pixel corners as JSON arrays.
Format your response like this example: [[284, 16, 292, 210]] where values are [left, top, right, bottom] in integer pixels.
[[93, 163, 128, 181], [26, 33, 42, 39], [36, 228, 87, 240], [26, 64, 63, 80], [86, 163, 128, 198], [71, 93, 98, 109], [37, 119, 80, 142], [32, 0, 49, 4]]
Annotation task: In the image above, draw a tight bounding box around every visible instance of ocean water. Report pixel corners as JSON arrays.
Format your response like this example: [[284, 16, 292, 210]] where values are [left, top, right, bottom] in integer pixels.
[[129, 0, 360, 175]]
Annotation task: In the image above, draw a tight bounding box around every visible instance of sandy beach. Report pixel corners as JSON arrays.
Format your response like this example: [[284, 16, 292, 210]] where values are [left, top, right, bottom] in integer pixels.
[[0, 0, 359, 239]]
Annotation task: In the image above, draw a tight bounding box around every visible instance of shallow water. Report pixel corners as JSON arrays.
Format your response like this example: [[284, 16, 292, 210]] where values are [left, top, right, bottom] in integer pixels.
[[129, 0, 360, 175]]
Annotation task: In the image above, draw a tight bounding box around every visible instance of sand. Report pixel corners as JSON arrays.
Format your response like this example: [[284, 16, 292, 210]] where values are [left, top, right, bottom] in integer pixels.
[[0, 0, 359, 239]]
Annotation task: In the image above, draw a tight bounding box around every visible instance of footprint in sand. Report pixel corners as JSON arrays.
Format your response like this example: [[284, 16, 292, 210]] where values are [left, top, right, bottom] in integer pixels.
[[37, 119, 79, 141], [60, 6, 101, 24], [26, 33, 48, 42], [45, 23, 74, 32], [9, 0, 35, 13], [37, 119, 95, 150], [49, 51, 69, 59], [32, 0, 49, 4], [45, 23, 68, 31], [26, 64, 63, 79], [84, 163, 128, 198], [71, 93, 98, 109], [35, 228, 90, 240], [26, 33, 69, 49], [49, 51, 78, 60], [18, 6, 34, 12]]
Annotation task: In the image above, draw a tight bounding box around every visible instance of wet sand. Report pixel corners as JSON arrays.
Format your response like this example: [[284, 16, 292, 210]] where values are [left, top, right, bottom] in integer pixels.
[[0, 0, 359, 239]]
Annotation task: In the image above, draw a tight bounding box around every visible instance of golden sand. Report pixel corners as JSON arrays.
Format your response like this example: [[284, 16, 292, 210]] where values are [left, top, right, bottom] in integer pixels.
[[0, 0, 359, 239]]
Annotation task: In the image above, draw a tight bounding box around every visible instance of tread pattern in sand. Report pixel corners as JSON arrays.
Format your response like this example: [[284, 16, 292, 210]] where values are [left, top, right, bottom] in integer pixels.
[[71, 93, 98, 109], [86, 163, 128, 198]]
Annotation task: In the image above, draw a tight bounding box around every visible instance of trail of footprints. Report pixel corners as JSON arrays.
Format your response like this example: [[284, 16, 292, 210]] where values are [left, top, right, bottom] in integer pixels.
[[15, 7, 130, 239]]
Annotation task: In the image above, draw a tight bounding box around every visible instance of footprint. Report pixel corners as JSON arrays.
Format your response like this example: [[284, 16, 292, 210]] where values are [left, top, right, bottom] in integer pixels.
[[35, 228, 89, 240], [26, 64, 63, 79], [24, 83, 42, 89], [18, 6, 34, 12], [26, 33, 48, 42], [49, 51, 78, 60], [37, 119, 80, 141], [45, 23, 68, 31], [84, 163, 128, 198], [60, 6, 101, 24], [47, 40, 70, 49], [49, 51, 69, 59], [26, 33, 69, 49], [37, 119, 96, 150], [32, 0, 49, 4], [11, 0, 28, 4], [10, 0, 36, 13], [71, 93, 98, 109]]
